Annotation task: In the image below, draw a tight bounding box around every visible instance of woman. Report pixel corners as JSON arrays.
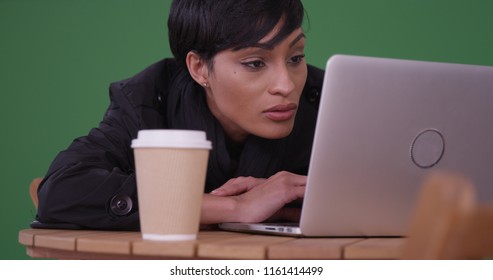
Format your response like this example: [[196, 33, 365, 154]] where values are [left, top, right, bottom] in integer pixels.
[[36, 0, 324, 230]]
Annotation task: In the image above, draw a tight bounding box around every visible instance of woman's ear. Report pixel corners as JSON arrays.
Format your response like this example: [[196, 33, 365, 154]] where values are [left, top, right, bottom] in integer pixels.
[[185, 51, 209, 87]]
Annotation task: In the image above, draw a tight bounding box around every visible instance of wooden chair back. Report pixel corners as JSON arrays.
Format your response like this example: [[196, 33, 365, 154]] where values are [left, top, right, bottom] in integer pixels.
[[29, 178, 43, 209], [401, 172, 493, 259]]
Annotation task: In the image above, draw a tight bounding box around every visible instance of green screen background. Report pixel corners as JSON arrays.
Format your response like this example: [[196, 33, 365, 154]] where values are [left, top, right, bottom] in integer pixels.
[[1, 0, 492, 259]]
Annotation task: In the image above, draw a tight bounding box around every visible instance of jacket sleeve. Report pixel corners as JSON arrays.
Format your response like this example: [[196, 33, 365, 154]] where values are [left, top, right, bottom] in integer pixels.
[[36, 82, 144, 230]]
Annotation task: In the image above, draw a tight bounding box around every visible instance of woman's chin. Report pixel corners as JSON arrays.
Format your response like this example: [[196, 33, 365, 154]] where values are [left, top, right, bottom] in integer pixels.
[[255, 125, 294, 140]]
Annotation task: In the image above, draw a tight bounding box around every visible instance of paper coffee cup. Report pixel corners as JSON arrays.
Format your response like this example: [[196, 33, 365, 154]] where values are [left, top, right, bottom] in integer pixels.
[[131, 130, 211, 241]]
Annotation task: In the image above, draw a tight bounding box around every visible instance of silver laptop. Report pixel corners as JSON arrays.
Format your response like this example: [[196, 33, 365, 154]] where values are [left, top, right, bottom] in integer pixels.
[[219, 55, 493, 237]]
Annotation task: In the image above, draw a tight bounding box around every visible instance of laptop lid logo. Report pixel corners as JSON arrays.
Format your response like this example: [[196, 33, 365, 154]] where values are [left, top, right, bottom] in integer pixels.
[[411, 129, 445, 169]]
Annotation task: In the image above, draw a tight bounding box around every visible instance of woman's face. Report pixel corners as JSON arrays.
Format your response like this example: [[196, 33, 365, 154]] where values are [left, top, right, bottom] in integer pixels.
[[204, 27, 307, 143]]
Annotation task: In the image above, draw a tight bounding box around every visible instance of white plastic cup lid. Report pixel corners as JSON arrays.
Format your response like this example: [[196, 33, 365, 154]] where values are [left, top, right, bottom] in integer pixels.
[[131, 129, 212, 149]]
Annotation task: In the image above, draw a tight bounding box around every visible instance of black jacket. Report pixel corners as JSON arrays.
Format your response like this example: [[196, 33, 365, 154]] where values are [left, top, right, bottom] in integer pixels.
[[36, 58, 324, 230]]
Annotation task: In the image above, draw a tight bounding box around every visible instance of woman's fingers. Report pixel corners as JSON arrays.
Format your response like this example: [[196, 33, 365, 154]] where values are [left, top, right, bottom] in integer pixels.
[[210, 176, 266, 196], [267, 171, 307, 187], [234, 185, 305, 223], [208, 171, 307, 223], [233, 172, 307, 223]]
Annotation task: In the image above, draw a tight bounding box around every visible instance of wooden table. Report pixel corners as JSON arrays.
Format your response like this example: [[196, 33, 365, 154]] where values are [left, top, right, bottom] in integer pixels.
[[18, 228, 404, 259]]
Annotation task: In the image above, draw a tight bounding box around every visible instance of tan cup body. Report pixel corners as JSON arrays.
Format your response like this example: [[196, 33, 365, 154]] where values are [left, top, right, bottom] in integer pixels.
[[134, 147, 209, 240]]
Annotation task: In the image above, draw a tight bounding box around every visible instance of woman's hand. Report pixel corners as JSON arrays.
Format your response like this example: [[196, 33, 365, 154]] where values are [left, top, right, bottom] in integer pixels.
[[210, 176, 266, 196], [208, 171, 306, 223]]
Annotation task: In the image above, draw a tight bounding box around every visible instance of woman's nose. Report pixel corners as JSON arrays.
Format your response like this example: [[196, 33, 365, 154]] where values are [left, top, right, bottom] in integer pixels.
[[267, 64, 295, 96]]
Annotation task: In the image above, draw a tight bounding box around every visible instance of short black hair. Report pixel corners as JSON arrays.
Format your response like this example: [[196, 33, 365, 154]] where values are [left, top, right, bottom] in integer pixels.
[[168, 0, 305, 68]]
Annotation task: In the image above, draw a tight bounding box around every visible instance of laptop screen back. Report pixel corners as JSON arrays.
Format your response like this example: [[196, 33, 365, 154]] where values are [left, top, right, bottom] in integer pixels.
[[300, 55, 493, 236]]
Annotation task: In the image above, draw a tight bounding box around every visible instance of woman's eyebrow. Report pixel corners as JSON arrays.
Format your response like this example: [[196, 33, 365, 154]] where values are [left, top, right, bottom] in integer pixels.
[[289, 33, 306, 48]]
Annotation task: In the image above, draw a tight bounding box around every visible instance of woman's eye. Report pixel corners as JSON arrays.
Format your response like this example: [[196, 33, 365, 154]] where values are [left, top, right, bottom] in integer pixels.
[[289, 54, 305, 64], [241, 60, 265, 70]]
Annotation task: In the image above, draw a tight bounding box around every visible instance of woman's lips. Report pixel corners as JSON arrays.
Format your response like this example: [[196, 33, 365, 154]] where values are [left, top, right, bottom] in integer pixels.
[[263, 103, 298, 121]]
